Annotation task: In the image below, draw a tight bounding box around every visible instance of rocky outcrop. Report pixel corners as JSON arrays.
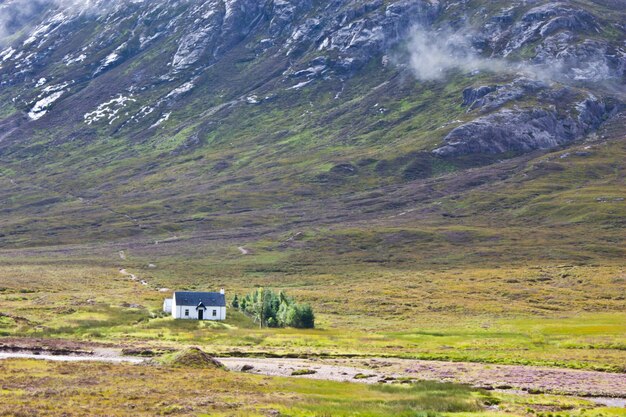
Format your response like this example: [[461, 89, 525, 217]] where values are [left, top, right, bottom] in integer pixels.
[[269, 0, 312, 36], [316, 0, 439, 72], [434, 97, 618, 157], [501, 3, 598, 56], [534, 37, 623, 82], [171, 0, 266, 71], [463, 79, 548, 113], [475, 2, 625, 83], [462, 86, 496, 107], [434, 109, 576, 156]]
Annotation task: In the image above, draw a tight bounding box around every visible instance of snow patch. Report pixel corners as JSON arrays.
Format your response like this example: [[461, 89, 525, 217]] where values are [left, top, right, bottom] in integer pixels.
[[135, 106, 155, 119], [0, 47, 15, 62], [246, 95, 260, 104], [84, 95, 137, 125], [103, 52, 119, 66], [151, 112, 171, 128], [96, 42, 128, 73], [22, 12, 68, 47], [287, 80, 312, 90], [166, 79, 196, 99], [40, 82, 71, 97], [64, 53, 87, 65], [139, 32, 162, 49], [28, 91, 65, 120]]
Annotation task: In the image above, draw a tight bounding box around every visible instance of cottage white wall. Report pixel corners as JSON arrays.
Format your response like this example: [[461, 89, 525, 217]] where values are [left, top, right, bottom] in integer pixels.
[[170, 293, 226, 320], [172, 299, 183, 319], [204, 307, 226, 320], [171, 300, 226, 320], [173, 301, 196, 319], [163, 299, 172, 313]]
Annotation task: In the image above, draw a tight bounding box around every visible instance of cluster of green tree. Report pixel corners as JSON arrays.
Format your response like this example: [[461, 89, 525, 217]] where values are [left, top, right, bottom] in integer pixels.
[[231, 288, 315, 329]]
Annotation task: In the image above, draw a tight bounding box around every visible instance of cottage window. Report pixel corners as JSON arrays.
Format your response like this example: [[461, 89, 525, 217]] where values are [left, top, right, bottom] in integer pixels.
[[213, 310, 217, 317], [185, 309, 189, 317]]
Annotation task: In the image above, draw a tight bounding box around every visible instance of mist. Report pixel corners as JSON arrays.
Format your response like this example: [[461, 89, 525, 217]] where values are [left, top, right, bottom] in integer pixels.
[[405, 26, 558, 83], [0, 0, 129, 45]]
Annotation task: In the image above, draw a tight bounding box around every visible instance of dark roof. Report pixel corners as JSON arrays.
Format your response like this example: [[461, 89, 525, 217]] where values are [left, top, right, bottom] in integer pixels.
[[174, 291, 226, 307]]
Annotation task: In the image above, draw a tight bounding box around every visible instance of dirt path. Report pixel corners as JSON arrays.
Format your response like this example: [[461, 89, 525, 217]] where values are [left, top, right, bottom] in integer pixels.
[[219, 357, 381, 384], [119, 268, 137, 281]]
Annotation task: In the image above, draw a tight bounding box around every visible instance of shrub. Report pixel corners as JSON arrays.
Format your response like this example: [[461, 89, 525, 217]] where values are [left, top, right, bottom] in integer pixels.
[[231, 294, 239, 309], [234, 288, 315, 328]]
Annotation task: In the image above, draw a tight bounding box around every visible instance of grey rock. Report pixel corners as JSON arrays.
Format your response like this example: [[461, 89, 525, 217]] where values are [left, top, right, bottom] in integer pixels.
[[543, 39, 618, 82], [504, 2, 597, 54], [464, 78, 548, 113], [172, 0, 265, 71], [314, 0, 439, 72], [433, 97, 616, 157], [269, 0, 304, 37], [433, 109, 574, 156], [462, 86, 496, 107]]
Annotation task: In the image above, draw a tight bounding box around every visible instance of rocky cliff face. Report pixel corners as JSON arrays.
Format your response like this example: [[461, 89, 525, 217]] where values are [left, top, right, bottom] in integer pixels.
[[0, 0, 441, 141], [0, 0, 622, 157], [425, 1, 624, 157]]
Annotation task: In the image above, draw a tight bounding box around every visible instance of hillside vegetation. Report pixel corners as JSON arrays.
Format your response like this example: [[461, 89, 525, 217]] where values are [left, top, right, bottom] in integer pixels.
[[0, 0, 624, 395], [0, 0, 623, 252]]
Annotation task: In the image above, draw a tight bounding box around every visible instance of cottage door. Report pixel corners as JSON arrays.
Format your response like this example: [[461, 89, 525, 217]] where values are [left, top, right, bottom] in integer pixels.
[[198, 310, 204, 320]]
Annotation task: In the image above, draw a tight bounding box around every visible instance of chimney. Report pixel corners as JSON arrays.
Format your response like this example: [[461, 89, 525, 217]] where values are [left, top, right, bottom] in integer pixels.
[[220, 288, 225, 295]]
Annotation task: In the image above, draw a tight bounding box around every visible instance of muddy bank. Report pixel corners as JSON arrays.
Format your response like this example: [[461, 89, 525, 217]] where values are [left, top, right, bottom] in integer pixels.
[[0, 350, 144, 363], [0, 338, 144, 363], [0, 337, 102, 356]]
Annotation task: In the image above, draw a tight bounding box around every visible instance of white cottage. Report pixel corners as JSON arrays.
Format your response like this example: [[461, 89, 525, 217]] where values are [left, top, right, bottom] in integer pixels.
[[163, 289, 226, 320]]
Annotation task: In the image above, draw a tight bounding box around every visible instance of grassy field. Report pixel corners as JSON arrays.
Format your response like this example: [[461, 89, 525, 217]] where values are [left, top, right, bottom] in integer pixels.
[[1, 136, 623, 416], [1, 358, 624, 417], [0, 255, 624, 372]]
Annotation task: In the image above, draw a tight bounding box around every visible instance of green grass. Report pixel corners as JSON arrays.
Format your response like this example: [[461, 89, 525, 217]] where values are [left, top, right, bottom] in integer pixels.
[[0, 259, 623, 371]]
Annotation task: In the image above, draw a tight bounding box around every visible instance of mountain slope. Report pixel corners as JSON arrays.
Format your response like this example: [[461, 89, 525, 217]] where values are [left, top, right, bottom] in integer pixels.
[[0, 0, 624, 257]]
